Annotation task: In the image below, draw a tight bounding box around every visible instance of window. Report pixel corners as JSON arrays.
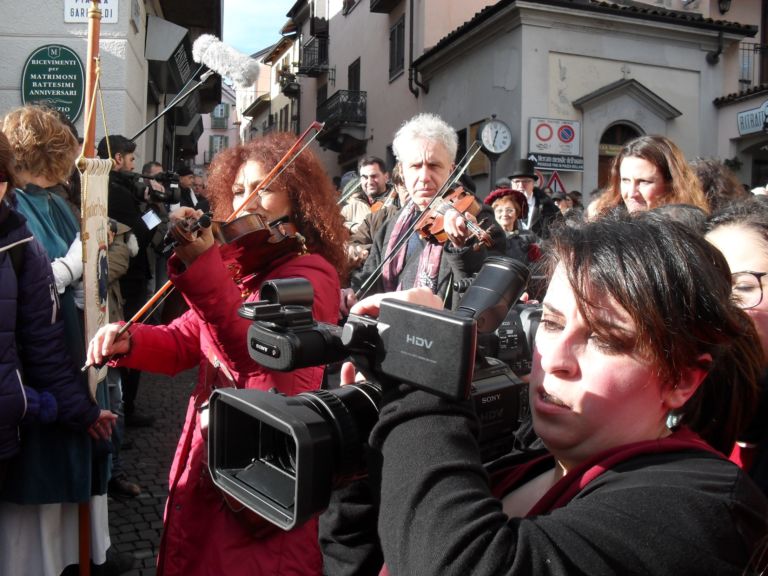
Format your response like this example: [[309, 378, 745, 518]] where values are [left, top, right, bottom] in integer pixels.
[[389, 16, 405, 80], [317, 83, 328, 105], [279, 104, 290, 132], [209, 135, 229, 155], [348, 58, 361, 92], [211, 103, 229, 129]]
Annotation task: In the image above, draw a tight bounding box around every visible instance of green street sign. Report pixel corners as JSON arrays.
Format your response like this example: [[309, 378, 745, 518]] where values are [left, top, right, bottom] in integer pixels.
[[21, 45, 85, 123]]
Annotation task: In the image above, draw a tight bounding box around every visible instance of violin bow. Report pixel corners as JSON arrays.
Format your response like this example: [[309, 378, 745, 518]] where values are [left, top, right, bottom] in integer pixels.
[[83, 121, 326, 371], [354, 140, 484, 300]]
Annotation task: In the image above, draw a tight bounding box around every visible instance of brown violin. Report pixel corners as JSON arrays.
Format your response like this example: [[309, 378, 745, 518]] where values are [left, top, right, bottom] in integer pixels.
[[414, 186, 492, 248], [370, 187, 398, 213], [213, 214, 306, 281], [164, 211, 306, 277]]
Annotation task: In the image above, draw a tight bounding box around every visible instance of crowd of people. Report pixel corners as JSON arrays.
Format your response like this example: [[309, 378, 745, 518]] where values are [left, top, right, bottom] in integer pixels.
[[2, 103, 768, 575]]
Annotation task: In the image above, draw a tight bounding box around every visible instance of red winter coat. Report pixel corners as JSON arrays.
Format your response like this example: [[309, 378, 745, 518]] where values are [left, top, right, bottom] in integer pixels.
[[114, 245, 340, 576]]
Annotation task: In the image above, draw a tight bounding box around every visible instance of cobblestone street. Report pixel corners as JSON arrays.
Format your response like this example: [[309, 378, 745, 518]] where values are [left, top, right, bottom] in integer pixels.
[[107, 370, 195, 575]]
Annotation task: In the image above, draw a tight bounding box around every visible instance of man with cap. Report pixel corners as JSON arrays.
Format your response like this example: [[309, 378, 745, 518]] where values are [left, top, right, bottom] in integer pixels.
[[176, 164, 210, 213], [508, 158, 562, 238]]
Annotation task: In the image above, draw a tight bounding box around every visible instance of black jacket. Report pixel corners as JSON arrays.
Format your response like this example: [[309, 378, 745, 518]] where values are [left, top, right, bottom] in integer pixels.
[[366, 389, 768, 576], [107, 170, 151, 282], [526, 187, 562, 239], [180, 187, 210, 213]]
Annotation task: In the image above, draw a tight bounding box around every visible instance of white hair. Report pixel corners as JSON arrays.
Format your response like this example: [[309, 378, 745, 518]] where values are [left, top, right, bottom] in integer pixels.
[[392, 113, 458, 163]]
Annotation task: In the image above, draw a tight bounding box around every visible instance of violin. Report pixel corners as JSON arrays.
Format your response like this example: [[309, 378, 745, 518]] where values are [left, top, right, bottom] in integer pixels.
[[414, 186, 492, 248], [213, 214, 306, 281], [164, 212, 306, 280], [370, 186, 398, 213]]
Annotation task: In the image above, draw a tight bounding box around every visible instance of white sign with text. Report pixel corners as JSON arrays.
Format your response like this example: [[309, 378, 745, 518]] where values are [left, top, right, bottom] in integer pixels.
[[65, 0, 118, 24]]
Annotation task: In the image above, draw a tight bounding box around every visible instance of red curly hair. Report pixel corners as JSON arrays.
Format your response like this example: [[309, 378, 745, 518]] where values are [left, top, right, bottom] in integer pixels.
[[206, 133, 349, 282]]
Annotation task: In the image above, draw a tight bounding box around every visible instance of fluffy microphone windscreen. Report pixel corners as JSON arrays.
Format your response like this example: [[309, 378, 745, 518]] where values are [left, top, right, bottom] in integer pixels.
[[192, 34, 260, 88]]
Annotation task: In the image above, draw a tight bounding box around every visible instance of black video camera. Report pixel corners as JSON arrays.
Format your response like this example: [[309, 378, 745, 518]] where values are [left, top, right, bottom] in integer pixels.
[[207, 256, 532, 530], [454, 275, 542, 376], [128, 170, 181, 204]]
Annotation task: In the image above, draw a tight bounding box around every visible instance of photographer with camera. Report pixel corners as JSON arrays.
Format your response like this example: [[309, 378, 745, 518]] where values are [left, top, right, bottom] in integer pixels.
[[142, 160, 188, 323], [86, 132, 349, 576], [337, 212, 767, 575]]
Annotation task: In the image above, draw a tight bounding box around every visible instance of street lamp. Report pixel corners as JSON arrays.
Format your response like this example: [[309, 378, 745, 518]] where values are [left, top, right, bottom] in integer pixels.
[[718, 0, 732, 14]]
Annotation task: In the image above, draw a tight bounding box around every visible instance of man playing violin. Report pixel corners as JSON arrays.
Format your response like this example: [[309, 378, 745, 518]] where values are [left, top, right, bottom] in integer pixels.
[[342, 113, 497, 314], [87, 133, 348, 576], [341, 156, 391, 233]]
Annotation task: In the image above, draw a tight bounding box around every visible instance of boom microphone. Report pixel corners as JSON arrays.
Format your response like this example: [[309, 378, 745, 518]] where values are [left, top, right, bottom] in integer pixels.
[[192, 34, 261, 88]]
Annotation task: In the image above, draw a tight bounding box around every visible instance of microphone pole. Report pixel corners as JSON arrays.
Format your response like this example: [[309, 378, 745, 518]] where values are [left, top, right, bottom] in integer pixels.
[[129, 64, 214, 143]]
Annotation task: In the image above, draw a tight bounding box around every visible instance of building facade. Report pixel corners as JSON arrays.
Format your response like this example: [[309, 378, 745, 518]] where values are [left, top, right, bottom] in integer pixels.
[[240, 0, 765, 197], [0, 0, 222, 170], [195, 81, 239, 171]]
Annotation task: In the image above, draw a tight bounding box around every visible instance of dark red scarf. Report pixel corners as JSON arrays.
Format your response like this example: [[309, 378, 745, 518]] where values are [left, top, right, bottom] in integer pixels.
[[381, 202, 443, 293], [491, 427, 722, 515]]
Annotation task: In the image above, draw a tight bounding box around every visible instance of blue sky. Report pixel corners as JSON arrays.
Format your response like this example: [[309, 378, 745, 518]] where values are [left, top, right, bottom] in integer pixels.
[[223, 0, 294, 56]]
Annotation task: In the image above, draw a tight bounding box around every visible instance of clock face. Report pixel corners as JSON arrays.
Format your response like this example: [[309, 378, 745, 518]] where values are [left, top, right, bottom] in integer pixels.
[[480, 120, 512, 155]]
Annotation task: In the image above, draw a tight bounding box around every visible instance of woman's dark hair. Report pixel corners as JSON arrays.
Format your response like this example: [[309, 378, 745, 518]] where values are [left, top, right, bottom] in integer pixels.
[[0, 131, 17, 195], [545, 210, 763, 453], [206, 132, 349, 281], [595, 135, 709, 216], [690, 157, 749, 213], [707, 196, 768, 246], [651, 203, 708, 235]]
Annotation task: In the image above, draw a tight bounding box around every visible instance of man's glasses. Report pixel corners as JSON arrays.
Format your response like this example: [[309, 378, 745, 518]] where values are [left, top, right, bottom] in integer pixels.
[[511, 178, 534, 186], [731, 271, 767, 310]]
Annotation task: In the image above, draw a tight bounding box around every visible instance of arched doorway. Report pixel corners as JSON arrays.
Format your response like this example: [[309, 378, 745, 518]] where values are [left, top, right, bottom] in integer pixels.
[[598, 123, 642, 190]]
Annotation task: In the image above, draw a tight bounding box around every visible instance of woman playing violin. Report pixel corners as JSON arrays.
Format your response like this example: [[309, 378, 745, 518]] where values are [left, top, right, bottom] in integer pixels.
[[87, 132, 348, 576]]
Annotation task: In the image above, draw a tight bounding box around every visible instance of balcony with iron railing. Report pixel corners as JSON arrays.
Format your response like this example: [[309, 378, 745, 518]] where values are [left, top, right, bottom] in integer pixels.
[[317, 90, 366, 128], [739, 42, 768, 90], [298, 36, 329, 77], [278, 70, 301, 98], [316, 90, 367, 152]]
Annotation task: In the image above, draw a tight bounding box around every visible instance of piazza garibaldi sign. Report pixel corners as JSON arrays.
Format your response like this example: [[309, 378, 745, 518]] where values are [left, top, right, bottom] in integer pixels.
[[21, 45, 85, 123]]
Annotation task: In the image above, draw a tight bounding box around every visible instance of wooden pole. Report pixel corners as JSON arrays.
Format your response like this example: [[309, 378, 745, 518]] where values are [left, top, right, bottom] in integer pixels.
[[82, 0, 102, 158], [81, 8, 100, 576]]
